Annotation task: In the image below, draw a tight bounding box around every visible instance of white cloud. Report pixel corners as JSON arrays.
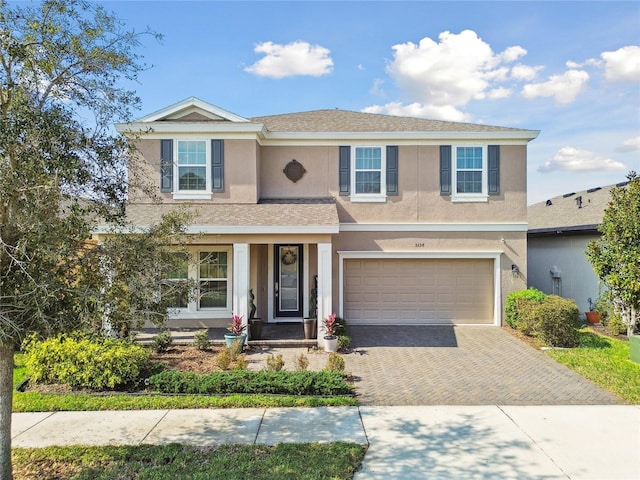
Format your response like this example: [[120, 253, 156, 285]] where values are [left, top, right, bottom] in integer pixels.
[[364, 30, 532, 121], [511, 64, 543, 81], [245, 41, 333, 78], [362, 102, 470, 122], [369, 78, 386, 97], [601, 45, 640, 82], [538, 146, 627, 173], [484, 87, 512, 100], [616, 136, 640, 152], [521, 69, 589, 104]]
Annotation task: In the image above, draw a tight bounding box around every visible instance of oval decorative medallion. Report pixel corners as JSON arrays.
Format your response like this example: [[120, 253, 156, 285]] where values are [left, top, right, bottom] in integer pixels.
[[283, 159, 306, 183]]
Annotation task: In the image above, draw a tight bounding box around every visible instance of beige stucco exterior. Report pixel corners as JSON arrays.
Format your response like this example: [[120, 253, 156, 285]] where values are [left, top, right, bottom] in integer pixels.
[[114, 97, 537, 335]]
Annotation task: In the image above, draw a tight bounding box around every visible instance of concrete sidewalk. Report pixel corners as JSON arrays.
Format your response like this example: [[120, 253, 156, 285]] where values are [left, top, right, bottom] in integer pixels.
[[12, 405, 640, 479]]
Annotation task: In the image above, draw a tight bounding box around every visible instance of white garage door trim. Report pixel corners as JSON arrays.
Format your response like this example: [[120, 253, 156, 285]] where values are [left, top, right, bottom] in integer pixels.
[[337, 250, 503, 326]]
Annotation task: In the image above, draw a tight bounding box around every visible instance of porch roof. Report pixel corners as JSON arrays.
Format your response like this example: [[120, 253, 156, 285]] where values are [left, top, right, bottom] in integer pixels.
[[105, 198, 339, 234]]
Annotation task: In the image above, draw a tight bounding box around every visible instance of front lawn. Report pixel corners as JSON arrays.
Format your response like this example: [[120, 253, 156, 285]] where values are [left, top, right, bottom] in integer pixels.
[[544, 329, 640, 404], [12, 353, 358, 412], [12, 443, 367, 480]]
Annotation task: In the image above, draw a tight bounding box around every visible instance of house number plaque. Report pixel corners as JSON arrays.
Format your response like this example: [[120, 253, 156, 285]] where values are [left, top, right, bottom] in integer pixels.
[[283, 159, 306, 183]]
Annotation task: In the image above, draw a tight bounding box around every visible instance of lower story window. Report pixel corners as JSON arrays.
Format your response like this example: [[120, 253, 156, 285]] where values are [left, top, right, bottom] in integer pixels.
[[163, 248, 232, 313], [165, 253, 189, 309], [199, 251, 228, 309]]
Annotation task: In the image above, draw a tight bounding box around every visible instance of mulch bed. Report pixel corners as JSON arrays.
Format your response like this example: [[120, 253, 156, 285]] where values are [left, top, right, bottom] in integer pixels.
[[150, 345, 225, 374]]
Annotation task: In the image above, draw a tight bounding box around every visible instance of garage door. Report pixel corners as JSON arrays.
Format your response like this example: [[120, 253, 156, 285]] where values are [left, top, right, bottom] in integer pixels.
[[344, 258, 494, 325]]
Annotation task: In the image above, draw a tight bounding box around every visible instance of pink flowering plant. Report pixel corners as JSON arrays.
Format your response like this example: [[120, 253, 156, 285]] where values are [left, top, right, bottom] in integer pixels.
[[227, 314, 246, 335], [323, 312, 338, 338]]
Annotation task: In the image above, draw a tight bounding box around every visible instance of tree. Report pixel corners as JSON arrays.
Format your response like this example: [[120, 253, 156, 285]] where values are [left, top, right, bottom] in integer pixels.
[[0, 1, 162, 477], [586, 172, 640, 337]]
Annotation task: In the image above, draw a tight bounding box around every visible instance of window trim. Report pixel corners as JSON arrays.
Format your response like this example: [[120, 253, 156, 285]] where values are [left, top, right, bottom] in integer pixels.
[[349, 145, 387, 203], [197, 249, 232, 310], [165, 247, 233, 317], [173, 138, 212, 200], [451, 145, 489, 203]]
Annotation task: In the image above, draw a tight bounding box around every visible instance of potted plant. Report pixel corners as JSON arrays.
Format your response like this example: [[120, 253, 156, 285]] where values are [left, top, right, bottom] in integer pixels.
[[224, 314, 247, 349], [323, 312, 339, 352], [248, 288, 262, 340], [304, 275, 318, 339], [585, 297, 601, 324]]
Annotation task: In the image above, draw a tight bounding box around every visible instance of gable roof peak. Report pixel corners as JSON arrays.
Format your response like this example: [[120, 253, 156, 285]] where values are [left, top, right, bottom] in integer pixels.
[[136, 97, 249, 123]]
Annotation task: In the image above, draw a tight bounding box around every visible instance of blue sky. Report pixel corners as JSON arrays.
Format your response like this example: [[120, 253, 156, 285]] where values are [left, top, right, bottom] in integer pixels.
[[104, 1, 639, 204]]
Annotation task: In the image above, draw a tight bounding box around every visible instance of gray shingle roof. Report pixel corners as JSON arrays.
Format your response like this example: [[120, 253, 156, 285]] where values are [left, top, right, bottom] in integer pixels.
[[250, 109, 535, 133], [528, 183, 625, 233], [121, 199, 339, 233]]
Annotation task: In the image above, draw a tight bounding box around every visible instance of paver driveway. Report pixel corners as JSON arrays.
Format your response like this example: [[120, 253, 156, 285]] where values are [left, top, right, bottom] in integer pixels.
[[344, 326, 623, 406]]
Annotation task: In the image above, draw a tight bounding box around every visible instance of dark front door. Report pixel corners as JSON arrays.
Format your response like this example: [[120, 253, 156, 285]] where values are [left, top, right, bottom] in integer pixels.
[[274, 244, 303, 318]]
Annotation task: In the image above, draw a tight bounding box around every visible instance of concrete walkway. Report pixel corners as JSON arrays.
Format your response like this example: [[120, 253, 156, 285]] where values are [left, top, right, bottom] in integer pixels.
[[12, 405, 640, 479]]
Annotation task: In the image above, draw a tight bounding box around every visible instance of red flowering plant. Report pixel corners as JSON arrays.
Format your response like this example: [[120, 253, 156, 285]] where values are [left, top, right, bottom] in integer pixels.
[[323, 312, 338, 339], [227, 314, 246, 336]]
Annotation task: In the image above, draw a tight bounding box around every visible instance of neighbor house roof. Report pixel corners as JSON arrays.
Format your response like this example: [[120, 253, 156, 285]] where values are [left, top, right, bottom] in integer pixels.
[[95, 198, 339, 235], [528, 182, 628, 235]]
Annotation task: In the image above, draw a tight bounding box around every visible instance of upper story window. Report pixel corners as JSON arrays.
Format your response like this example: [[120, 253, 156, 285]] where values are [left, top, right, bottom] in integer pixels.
[[160, 139, 224, 200], [455, 146, 484, 195], [440, 145, 500, 202], [177, 140, 207, 191], [354, 147, 383, 195]]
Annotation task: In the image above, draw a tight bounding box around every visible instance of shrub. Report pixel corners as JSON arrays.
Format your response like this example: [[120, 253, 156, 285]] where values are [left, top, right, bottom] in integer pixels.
[[334, 317, 348, 337], [265, 354, 285, 372], [325, 353, 345, 372], [518, 295, 580, 347], [337, 335, 351, 351], [295, 354, 309, 371], [151, 330, 173, 353], [505, 288, 547, 328], [23, 333, 151, 390], [193, 329, 211, 351], [215, 346, 247, 371], [149, 369, 354, 396], [605, 312, 626, 336]]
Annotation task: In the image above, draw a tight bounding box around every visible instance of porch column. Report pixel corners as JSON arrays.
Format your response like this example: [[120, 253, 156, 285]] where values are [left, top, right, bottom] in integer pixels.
[[317, 243, 332, 347], [233, 243, 250, 333]]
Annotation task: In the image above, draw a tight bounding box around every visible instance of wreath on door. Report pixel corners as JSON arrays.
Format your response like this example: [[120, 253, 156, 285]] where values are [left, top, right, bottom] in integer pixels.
[[281, 248, 297, 265]]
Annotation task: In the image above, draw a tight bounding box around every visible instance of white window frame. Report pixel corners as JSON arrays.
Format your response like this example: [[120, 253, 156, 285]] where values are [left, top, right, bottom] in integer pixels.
[[166, 246, 233, 319], [197, 249, 232, 311], [349, 145, 387, 203], [173, 139, 212, 200], [164, 252, 190, 310], [451, 145, 489, 203]]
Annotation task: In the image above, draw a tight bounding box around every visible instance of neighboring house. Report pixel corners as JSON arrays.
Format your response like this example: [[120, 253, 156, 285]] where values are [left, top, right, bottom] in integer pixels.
[[527, 183, 625, 315], [107, 97, 538, 340]]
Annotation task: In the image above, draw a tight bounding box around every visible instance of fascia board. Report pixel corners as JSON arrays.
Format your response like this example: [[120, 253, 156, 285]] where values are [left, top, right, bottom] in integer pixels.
[[260, 130, 540, 142], [339, 223, 528, 232], [116, 122, 265, 136]]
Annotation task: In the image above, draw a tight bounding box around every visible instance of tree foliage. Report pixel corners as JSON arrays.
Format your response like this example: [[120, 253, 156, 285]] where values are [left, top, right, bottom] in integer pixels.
[[586, 172, 640, 337], [0, 1, 165, 477]]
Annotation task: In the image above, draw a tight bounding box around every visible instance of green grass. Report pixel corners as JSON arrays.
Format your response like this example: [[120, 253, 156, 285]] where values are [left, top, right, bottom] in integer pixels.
[[12, 353, 357, 412], [544, 329, 640, 404], [12, 443, 367, 479]]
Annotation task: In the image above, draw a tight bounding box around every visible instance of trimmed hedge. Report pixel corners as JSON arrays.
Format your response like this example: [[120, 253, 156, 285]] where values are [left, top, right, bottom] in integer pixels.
[[149, 369, 354, 396], [518, 295, 580, 347], [505, 287, 547, 328], [23, 334, 151, 390]]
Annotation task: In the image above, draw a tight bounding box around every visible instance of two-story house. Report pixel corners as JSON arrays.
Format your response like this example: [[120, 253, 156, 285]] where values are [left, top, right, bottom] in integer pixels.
[[112, 97, 538, 342]]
